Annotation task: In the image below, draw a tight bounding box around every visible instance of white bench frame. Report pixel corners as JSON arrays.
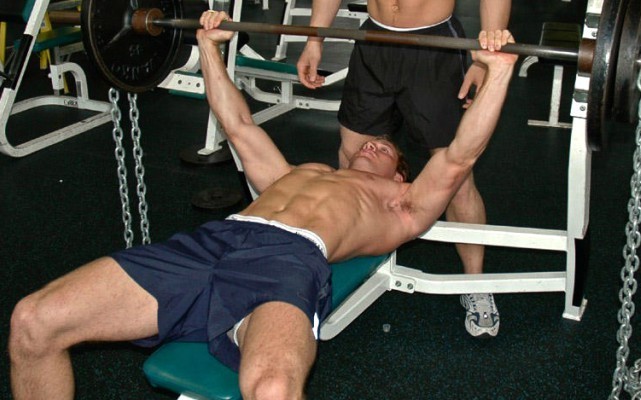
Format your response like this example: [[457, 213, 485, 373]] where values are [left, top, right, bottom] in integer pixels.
[[0, 0, 111, 158]]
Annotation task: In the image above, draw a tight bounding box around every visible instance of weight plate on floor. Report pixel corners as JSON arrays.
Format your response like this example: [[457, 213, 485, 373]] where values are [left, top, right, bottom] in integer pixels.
[[587, 0, 628, 150], [612, 0, 641, 125], [180, 143, 233, 166], [81, 0, 183, 93], [192, 188, 242, 210]]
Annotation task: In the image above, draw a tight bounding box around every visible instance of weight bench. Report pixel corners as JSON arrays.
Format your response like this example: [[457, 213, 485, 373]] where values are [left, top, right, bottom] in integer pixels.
[[143, 254, 392, 400], [519, 22, 581, 129], [0, 0, 111, 157]]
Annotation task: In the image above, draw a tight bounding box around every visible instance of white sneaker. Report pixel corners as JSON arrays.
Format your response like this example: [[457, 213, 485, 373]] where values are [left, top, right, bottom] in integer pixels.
[[460, 293, 500, 338]]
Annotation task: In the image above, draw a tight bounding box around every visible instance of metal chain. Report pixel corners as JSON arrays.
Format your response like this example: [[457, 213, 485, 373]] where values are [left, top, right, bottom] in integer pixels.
[[108, 88, 135, 248], [127, 93, 151, 245], [610, 69, 641, 400]]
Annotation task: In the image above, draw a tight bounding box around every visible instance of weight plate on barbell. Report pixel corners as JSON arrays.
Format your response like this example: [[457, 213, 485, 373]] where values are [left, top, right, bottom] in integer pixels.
[[612, 0, 641, 125], [81, 0, 184, 93], [587, 0, 628, 151]]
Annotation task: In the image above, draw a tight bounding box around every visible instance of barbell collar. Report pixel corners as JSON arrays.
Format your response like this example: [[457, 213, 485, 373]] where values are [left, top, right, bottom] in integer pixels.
[[132, 8, 164, 36], [152, 18, 581, 63], [578, 38, 596, 75]]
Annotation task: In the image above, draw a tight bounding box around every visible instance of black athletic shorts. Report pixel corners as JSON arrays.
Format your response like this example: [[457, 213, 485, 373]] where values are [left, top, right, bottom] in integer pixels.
[[111, 219, 332, 371], [338, 17, 468, 149]]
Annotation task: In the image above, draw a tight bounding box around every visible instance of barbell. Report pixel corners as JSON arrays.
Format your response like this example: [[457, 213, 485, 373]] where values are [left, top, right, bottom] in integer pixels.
[[59, 0, 640, 150]]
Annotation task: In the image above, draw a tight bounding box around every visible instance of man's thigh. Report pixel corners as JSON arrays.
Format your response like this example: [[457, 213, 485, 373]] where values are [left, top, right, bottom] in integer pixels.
[[237, 302, 317, 391], [30, 256, 158, 346]]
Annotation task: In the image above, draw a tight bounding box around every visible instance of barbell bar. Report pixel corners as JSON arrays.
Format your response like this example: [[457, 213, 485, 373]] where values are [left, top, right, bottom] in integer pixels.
[[75, 0, 640, 150], [153, 17, 583, 63]]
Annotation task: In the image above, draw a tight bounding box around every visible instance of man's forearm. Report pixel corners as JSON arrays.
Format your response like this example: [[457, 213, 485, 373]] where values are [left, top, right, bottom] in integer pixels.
[[199, 40, 254, 134], [448, 64, 513, 164], [307, 0, 343, 42], [479, 0, 511, 31]]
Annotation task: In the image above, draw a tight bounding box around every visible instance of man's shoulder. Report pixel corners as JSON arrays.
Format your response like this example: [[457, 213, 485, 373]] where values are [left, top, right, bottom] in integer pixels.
[[295, 163, 335, 173]]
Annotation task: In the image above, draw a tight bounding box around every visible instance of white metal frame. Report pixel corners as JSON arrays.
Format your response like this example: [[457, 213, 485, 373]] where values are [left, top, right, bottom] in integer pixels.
[[519, 56, 573, 129], [0, 0, 111, 158]]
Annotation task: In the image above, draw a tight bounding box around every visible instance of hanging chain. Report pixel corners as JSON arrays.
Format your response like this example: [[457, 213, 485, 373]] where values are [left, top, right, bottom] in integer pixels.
[[610, 68, 641, 400], [108, 88, 135, 248], [127, 93, 151, 245], [108, 88, 152, 248]]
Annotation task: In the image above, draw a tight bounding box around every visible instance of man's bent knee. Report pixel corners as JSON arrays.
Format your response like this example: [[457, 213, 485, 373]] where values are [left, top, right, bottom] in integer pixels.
[[238, 302, 315, 400], [242, 373, 303, 400], [9, 294, 61, 361]]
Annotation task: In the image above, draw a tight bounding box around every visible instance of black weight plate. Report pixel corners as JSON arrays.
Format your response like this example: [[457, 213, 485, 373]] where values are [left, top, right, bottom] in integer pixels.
[[81, 0, 184, 93], [180, 143, 233, 166], [587, 0, 628, 150], [613, 0, 641, 124], [191, 188, 242, 210]]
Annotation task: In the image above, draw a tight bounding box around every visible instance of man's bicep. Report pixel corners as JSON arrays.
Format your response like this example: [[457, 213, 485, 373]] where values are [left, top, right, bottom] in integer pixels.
[[404, 157, 467, 231], [404, 178, 452, 233], [231, 124, 293, 192]]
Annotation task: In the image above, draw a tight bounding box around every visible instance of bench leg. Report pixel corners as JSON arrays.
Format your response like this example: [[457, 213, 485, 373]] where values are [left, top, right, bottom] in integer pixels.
[[518, 55, 539, 77], [528, 65, 572, 129]]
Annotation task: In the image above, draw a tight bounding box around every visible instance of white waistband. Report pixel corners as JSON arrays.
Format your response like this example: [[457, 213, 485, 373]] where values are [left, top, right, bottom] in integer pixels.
[[369, 15, 452, 32], [226, 214, 328, 258]]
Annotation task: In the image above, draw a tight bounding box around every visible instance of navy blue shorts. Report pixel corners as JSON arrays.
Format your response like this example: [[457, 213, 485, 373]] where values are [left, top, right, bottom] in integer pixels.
[[338, 17, 468, 149], [111, 219, 332, 371]]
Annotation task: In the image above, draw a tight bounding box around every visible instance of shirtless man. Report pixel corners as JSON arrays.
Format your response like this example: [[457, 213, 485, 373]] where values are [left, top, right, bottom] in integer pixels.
[[8, 11, 516, 400], [297, 0, 511, 338]]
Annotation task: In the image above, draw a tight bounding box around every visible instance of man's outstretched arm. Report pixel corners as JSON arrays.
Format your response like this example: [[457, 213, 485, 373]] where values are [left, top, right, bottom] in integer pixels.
[[197, 11, 292, 193], [405, 30, 518, 234]]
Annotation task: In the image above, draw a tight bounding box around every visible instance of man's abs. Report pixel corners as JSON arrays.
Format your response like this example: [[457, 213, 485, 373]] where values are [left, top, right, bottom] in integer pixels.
[[367, 0, 454, 28]]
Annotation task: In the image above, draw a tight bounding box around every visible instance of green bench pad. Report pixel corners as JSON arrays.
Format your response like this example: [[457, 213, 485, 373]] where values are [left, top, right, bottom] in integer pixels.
[[144, 254, 389, 400]]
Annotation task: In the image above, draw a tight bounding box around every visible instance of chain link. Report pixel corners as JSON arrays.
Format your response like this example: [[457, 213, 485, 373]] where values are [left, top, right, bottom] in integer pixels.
[[610, 69, 641, 400], [108, 88, 135, 248], [127, 93, 151, 245]]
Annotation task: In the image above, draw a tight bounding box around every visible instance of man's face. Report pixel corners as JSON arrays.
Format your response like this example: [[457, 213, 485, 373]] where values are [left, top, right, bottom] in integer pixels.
[[348, 139, 403, 182]]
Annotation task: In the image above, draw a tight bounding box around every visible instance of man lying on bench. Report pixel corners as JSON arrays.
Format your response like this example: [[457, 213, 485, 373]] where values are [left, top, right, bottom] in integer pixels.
[[8, 10, 517, 400]]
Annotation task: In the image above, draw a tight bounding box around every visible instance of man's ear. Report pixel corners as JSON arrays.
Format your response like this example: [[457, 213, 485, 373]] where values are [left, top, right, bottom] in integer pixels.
[[393, 172, 404, 183]]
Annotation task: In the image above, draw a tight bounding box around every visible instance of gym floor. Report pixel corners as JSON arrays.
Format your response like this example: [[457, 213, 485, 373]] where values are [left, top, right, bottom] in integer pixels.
[[1, 0, 638, 398]]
